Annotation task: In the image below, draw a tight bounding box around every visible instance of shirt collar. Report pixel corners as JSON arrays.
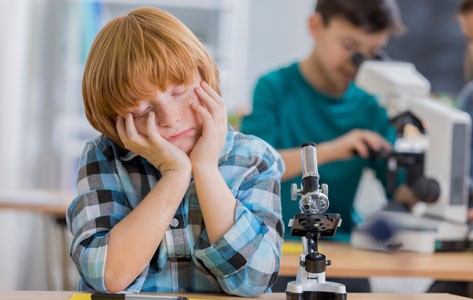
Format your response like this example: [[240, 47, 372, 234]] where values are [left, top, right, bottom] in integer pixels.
[[120, 150, 138, 161]]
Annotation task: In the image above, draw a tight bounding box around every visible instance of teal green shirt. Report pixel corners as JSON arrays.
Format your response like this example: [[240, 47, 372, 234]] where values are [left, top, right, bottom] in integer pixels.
[[241, 62, 395, 242]]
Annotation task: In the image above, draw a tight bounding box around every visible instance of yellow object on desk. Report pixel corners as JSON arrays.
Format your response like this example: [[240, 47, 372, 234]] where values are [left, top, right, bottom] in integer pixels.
[[282, 241, 302, 254], [282, 241, 324, 254], [69, 294, 91, 300]]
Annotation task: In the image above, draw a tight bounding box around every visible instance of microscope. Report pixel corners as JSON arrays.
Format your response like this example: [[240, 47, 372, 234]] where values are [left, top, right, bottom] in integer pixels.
[[352, 52, 442, 211], [351, 60, 472, 253], [371, 111, 441, 209], [286, 142, 347, 300]]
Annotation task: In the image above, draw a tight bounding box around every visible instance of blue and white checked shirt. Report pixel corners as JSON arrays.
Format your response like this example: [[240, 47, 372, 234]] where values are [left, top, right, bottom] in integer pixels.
[[66, 126, 285, 297]]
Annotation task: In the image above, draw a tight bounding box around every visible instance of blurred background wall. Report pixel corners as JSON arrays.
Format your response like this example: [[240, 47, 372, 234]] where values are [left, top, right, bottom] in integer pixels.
[[0, 0, 466, 290], [387, 0, 465, 95]]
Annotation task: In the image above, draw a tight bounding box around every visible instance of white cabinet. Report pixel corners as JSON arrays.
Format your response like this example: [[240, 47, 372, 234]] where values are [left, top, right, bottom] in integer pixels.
[[56, 0, 249, 190]]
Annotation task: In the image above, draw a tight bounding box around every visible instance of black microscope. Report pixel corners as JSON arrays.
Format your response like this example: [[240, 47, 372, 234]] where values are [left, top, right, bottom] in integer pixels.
[[371, 111, 440, 210], [286, 142, 347, 300]]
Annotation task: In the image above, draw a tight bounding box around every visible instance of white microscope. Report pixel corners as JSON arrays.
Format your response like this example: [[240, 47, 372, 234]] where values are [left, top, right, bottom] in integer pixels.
[[286, 143, 347, 300], [351, 60, 472, 253]]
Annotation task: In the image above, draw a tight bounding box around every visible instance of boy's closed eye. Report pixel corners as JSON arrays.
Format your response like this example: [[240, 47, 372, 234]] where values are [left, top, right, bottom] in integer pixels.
[[171, 86, 187, 97], [132, 107, 152, 119]]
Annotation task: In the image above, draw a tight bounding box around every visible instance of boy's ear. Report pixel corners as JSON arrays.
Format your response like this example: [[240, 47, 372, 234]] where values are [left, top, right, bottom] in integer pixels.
[[308, 13, 324, 39]]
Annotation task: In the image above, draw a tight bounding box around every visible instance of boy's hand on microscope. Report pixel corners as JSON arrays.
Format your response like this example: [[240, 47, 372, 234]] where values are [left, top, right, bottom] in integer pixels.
[[189, 81, 227, 169], [329, 129, 391, 160], [116, 112, 191, 176]]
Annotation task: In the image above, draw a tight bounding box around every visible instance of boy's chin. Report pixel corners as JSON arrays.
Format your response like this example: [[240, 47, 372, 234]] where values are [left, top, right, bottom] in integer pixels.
[[174, 141, 196, 155], [335, 78, 350, 91]]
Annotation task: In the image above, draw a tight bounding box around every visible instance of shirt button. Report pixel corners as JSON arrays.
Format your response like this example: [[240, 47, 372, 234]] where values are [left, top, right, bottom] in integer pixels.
[[170, 217, 180, 228]]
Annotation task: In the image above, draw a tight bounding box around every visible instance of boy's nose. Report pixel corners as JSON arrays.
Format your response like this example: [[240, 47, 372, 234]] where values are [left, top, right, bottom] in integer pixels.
[[156, 103, 180, 127]]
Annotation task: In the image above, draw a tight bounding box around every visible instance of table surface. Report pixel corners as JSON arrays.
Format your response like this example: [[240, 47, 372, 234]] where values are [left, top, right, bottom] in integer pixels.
[[0, 189, 74, 217], [2, 191, 472, 282], [281, 241, 473, 281], [0, 291, 471, 300]]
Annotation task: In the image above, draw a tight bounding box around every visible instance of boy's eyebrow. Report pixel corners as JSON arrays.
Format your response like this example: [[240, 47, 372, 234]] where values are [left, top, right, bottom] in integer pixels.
[[166, 82, 194, 94], [170, 84, 186, 91], [162, 82, 181, 92]]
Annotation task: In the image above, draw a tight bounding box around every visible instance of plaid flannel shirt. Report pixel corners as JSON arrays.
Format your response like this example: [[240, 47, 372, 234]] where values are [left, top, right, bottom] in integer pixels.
[[66, 126, 285, 297]]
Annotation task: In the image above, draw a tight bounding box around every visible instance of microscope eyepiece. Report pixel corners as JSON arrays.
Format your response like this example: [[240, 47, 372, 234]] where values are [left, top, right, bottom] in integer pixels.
[[301, 143, 319, 194], [351, 50, 391, 70], [351, 52, 365, 69], [297, 143, 330, 214]]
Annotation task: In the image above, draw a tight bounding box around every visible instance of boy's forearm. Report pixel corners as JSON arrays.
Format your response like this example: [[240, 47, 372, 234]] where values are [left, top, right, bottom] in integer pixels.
[[104, 170, 190, 292], [279, 148, 302, 181], [192, 166, 236, 244]]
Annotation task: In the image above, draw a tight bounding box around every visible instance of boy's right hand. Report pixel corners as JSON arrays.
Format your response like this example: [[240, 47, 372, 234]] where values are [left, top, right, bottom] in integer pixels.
[[327, 129, 391, 161], [116, 112, 191, 175]]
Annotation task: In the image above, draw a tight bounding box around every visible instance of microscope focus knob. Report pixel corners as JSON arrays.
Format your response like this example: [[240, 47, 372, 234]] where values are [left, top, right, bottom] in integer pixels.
[[305, 252, 327, 274], [291, 184, 297, 200], [316, 193, 329, 212], [321, 183, 328, 196]]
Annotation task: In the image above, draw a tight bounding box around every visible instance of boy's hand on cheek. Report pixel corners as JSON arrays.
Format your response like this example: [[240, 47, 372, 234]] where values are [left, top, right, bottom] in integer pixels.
[[189, 81, 227, 169], [116, 113, 191, 176]]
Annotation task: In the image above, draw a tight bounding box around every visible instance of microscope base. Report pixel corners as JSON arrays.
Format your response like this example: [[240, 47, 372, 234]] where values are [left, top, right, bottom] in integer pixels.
[[286, 291, 347, 300], [286, 281, 347, 300]]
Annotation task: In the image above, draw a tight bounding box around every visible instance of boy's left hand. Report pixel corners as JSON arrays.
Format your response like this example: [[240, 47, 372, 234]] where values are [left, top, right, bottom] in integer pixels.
[[189, 81, 227, 169]]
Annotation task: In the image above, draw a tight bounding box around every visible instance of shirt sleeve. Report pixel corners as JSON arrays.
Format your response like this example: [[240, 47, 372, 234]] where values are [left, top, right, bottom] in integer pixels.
[[193, 140, 285, 297], [66, 142, 147, 292], [240, 76, 280, 147]]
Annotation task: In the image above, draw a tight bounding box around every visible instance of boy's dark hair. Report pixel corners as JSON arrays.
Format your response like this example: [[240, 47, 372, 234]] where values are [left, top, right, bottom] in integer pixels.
[[459, 0, 473, 83], [316, 0, 405, 35], [459, 0, 473, 14]]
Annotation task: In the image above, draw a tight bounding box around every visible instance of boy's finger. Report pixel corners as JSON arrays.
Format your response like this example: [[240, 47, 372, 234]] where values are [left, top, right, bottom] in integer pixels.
[[195, 86, 219, 117], [353, 140, 369, 158], [361, 131, 388, 151], [125, 113, 139, 138], [201, 81, 223, 104], [191, 103, 213, 134], [146, 112, 159, 139], [124, 113, 149, 148], [116, 116, 127, 141], [201, 83, 227, 126], [146, 112, 168, 147]]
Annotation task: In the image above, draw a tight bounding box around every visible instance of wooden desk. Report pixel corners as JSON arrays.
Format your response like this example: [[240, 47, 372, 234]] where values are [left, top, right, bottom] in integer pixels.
[[281, 241, 473, 281], [0, 189, 73, 218], [0, 291, 470, 300]]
